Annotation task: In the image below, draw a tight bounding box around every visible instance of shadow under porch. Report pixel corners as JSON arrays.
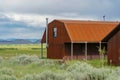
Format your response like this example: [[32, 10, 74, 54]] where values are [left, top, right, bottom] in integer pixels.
[[64, 42, 107, 60]]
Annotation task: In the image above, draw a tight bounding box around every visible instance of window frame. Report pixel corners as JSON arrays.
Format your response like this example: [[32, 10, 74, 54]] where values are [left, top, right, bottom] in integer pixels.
[[53, 27, 57, 38]]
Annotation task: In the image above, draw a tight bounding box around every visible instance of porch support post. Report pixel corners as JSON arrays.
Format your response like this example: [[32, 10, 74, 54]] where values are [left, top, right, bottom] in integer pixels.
[[99, 42, 102, 49], [85, 42, 88, 61], [40, 43, 43, 59], [71, 42, 73, 59], [99, 42, 102, 53], [99, 42, 102, 59]]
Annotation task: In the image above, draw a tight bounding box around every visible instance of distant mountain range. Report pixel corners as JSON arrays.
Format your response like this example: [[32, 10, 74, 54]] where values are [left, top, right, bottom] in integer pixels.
[[0, 39, 41, 44]]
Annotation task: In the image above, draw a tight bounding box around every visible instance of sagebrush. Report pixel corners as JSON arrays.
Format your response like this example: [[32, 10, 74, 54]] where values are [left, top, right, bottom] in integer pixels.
[[0, 55, 120, 80]]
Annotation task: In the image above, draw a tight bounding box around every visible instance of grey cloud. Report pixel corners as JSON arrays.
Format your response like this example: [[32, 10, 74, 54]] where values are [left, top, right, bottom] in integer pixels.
[[0, 0, 119, 20], [0, 0, 114, 14], [0, 13, 44, 39], [0, 0, 120, 22]]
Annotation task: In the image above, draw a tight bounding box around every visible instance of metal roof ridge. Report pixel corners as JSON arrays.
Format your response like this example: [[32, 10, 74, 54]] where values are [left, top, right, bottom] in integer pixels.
[[54, 19, 120, 23]]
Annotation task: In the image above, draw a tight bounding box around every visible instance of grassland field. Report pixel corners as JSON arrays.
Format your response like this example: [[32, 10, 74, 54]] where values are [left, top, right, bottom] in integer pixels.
[[0, 44, 46, 58]]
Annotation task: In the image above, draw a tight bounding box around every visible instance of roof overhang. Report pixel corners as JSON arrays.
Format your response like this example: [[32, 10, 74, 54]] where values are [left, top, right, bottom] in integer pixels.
[[65, 41, 107, 43], [102, 24, 120, 42]]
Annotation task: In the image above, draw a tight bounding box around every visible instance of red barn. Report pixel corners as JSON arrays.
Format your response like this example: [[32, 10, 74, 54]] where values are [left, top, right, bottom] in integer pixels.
[[41, 19, 120, 65]]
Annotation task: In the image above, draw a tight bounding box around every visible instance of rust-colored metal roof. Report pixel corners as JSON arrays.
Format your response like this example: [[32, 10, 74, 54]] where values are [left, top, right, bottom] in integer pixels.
[[58, 20, 119, 42]]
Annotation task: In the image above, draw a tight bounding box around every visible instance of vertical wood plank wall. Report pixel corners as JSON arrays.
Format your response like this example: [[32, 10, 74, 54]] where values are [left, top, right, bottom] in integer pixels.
[[108, 31, 120, 65]]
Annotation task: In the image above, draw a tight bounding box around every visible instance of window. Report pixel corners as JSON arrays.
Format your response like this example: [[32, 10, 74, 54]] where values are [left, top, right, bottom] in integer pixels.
[[53, 27, 57, 37]]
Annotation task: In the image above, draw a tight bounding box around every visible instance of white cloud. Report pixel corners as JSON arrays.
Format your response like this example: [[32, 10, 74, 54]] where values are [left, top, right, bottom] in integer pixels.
[[5, 13, 46, 27], [4, 13, 98, 28], [0, 32, 42, 39], [13, 32, 42, 39]]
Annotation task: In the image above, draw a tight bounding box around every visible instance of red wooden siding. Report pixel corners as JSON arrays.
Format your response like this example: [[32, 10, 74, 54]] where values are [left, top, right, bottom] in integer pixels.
[[108, 30, 120, 65], [46, 20, 71, 59], [41, 30, 46, 43]]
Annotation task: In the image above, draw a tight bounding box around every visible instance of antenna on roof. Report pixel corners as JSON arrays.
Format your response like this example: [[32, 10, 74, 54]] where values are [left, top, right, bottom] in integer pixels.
[[103, 15, 106, 21]]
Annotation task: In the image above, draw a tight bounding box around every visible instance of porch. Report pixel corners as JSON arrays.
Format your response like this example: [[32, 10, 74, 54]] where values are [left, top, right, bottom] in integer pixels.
[[64, 42, 107, 60]]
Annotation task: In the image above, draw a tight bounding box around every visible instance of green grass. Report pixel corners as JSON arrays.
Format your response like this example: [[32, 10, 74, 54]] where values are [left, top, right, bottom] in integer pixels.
[[87, 59, 108, 68], [0, 44, 46, 58]]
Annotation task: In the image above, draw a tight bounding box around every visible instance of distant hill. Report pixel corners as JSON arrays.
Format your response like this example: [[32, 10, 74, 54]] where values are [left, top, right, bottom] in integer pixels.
[[34, 39, 41, 44], [0, 39, 41, 44]]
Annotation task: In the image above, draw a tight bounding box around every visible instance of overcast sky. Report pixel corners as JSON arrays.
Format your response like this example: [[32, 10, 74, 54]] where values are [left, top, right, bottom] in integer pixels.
[[0, 0, 120, 39]]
